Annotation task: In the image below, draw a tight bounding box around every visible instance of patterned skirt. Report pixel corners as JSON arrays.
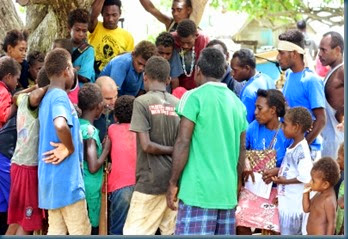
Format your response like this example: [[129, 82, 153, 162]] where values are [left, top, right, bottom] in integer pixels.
[[236, 187, 280, 232]]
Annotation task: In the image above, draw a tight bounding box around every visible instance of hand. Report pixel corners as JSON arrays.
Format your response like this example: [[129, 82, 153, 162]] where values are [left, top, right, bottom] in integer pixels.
[[338, 196, 344, 209], [106, 162, 112, 173], [262, 168, 279, 184], [271, 176, 286, 184], [303, 183, 312, 194], [43, 142, 70, 164], [166, 183, 179, 211], [242, 169, 255, 184], [102, 136, 111, 154]]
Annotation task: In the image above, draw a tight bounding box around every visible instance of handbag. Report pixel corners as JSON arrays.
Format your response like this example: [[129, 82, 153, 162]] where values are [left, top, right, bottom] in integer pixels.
[[245, 124, 281, 173]]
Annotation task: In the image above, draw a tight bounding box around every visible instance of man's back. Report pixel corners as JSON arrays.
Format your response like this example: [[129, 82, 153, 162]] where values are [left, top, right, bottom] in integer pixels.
[[176, 82, 248, 209], [130, 91, 180, 195]]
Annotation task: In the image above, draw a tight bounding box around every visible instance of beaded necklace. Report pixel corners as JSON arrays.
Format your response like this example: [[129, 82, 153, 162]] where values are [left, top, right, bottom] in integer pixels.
[[180, 46, 195, 77]]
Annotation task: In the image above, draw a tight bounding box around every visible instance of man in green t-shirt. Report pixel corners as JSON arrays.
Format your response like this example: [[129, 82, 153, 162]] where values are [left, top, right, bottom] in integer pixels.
[[166, 48, 248, 235]]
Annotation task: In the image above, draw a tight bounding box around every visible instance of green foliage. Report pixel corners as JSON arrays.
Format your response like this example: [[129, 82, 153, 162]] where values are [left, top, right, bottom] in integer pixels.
[[212, 0, 344, 26]]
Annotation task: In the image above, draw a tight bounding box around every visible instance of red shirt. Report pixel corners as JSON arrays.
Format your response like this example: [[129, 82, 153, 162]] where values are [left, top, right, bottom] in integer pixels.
[[68, 81, 79, 105], [0, 81, 13, 128], [107, 123, 136, 192], [172, 31, 210, 90]]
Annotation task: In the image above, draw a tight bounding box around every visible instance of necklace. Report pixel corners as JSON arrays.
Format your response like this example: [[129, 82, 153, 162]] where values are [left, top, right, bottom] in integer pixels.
[[180, 46, 195, 77]]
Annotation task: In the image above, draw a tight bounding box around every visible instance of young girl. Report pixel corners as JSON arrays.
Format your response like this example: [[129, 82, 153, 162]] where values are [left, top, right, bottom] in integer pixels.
[[336, 143, 344, 235], [271, 107, 313, 235], [78, 83, 111, 234], [2, 29, 29, 89]]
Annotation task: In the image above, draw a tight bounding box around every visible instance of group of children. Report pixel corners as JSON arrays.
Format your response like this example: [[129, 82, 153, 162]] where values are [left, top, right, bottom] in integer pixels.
[[0, 1, 345, 236]]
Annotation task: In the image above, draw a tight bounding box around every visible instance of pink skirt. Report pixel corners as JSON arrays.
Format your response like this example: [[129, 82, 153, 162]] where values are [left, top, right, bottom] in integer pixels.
[[236, 187, 280, 232]]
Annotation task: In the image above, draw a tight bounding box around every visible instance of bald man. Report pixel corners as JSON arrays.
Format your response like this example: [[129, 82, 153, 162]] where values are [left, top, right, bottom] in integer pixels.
[[94, 76, 118, 141]]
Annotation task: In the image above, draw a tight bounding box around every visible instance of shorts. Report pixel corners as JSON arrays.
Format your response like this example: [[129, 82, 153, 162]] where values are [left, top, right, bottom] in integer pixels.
[[7, 163, 43, 231], [123, 191, 177, 235], [47, 199, 91, 235], [175, 200, 236, 235]]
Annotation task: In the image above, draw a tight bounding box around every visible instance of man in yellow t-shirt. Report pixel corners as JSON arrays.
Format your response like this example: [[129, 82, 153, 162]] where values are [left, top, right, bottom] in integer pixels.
[[88, 0, 134, 74]]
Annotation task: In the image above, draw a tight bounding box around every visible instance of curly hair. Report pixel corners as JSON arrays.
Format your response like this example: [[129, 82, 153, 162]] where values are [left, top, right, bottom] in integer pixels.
[[133, 40, 157, 61], [312, 157, 340, 187], [278, 29, 305, 49], [257, 89, 286, 117], [2, 29, 29, 52], [155, 32, 174, 48], [285, 106, 312, 133], [114, 95, 135, 123], [68, 8, 89, 28], [0, 56, 21, 81], [44, 48, 71, 78], [102, 0, 122, 12], [177, 19, 197, 38], [27, 50, 45, 66], [36, 67, 50, 88], [232, 48, 256, 69], [145, 56, 170, 83], [78, 83, 103, 111]]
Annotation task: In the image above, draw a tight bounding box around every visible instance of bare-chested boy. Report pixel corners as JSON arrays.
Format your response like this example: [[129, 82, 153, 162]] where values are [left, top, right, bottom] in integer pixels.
[[303, 157, 341, 235]]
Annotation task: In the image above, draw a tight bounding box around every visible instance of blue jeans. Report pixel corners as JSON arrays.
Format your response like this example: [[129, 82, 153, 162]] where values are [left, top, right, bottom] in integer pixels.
[[108, 185, 134, 235]]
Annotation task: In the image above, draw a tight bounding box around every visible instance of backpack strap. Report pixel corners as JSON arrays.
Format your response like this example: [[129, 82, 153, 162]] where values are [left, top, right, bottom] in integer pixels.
[[71, 41, 90, 63]]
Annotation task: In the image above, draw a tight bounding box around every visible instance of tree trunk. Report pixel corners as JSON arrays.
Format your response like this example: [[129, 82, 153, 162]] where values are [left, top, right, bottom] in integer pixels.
[[0, 0, 23, 54], [17, 0, 94, 53], [10, 0, 207, 53], [190, 0, 209, 26]]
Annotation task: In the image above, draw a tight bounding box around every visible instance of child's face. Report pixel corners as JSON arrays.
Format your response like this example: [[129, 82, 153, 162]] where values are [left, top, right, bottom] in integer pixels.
[[3, 73, 20, 92], [30, 61, 44, 81], [310, 170, 329, 192], [7, 40, 27, 63], [70, 22, 88, 45], [337, 146, 344, 171], [132, 55, 146, 74], [282, 116, 297, 139], [157, 45, 173, 61]]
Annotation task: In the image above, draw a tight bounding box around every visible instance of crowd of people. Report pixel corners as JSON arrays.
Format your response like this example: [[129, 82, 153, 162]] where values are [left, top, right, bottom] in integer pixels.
[[0, 0, 345, 236]]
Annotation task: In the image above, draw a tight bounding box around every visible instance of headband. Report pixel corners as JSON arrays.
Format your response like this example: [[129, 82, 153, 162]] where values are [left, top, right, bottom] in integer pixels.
[[278, 40, 310, 67], [277, 40, 305, 54]]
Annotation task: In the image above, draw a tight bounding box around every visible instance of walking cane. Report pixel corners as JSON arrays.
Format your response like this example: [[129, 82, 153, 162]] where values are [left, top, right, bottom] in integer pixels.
[[99, 108, 111, 235]]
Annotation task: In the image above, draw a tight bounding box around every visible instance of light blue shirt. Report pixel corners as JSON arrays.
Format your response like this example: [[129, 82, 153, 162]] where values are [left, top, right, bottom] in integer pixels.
[[100, 53, 143, 96], [240, 72, 275, 123], [73, 46, 95, 85], [38, 88, 85, 209], [282, 68, 325, 151]]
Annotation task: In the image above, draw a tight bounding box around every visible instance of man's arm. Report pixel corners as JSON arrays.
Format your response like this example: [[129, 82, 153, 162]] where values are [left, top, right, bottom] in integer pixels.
[[167, 117, 195, 210], [89, 0, 105, 33], [138, 131, 173, 155], [84, 136, 110, 173], [139, 0, 172, 30], [306, 107, 326, 145], [324, 197, 337, 235], [238, 131, 246, 188]]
